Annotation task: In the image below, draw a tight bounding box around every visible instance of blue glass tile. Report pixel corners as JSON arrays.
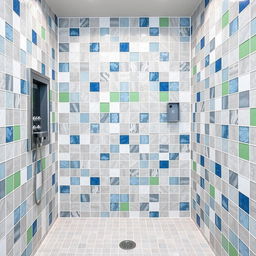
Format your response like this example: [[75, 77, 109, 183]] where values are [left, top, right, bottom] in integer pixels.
[[159, 160, 169, 168], [169, 177, 179, 185], [222, 68, 229, 82], [81, 169, 89, 176], [59, 63, 69, 72], [90, 123, 100, 133], [196, 92, 200, 102], [70, 135, 80, 144], [140, 135, 149, 144], [149, 72, 159, 81], [150, 27, 159, 36], [149, 211, 159, 218], [160, 52, 169, 61], [169, 82, 179, 91], [110, 62, 119, 72], [239, 239, 249, 256], [52, 48, 55, 59], [139, 177, 148, 185], [20, 80, 28, 94], [120, 135, 129, 144], [90, 177, 100, 185], [169, 153, 179, 160], [160, 113, 167, 122], [90, 42, 100, 52], [0, 36, 4, 54], [180, 202, 189, 211], [70, 161, 80, 168], [27, 165, 32, 180], [70, 177, 80, 185], [80, 194, 90, 202], [60, 185, 70, 193], [196, 194, 200, 205], [200, 155, 205, 166], [110, 194, 119, 203], [215, 58, 222, 72], [0, 163, 5, 180], [205, 0, 210, 7], [0, 180, 5, 199], [239, 208, 249, 230], [205, 55, 210, 67], [149, 42, 159, 52], [110, 113, 119, 123], [5, 23, 13, 41], [120, 92, 129, 102], [130, 177, 139, 185], [20, 202, 26, 218], [196, 133, 200, 143], [196, 214, 200, 227], [6, 126, 13, 143], [239, 126, 249, 143], [100, 153, 110, 160], [80, 113, 89, 123], [13, 0, 20, 16], [120, 194, 129, 202], [90, 82, 100, 92], [100, 28, 109, 36], [252, 18, 256, 36], [52, 174, 55, 185], [180, 135, 190, 144], [120, 42, 129, 52], [110, 145, 119, 153], [159, 82, 169, 91], [60, 161, 69, 168], [14, 206, 20, 225], [222, 125, 229, 139], [41, 63, 45, 75], [80, 72, 89, 82], [200, 37, 205, 49], [215, 214, 222, 231], [229, 78, 238, 93], [31, 29, 37, 45], [52, 70, 55, 80], [239, 0, 250, 13], [230, 17, 239, 36], [70, 28, 80, 36], [140, 113, 149, 123], [180, 18, 190, 27], [215, 163, 222, 178], [239, 192, 249, 214], [110, 203, 119, 211], [139, 17, 149, 27], [200, 177, 205, 188], [222, 195, 229, 211], [32, 220, 37, 236], [120, 18, 129, 27]]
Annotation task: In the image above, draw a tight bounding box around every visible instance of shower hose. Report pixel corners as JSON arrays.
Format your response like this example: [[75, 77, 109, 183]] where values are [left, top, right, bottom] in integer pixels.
[[35, 137, 44, 205]]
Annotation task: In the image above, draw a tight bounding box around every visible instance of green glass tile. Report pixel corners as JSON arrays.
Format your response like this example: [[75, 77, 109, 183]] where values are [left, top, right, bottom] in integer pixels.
[[41, 158, 46, 170], [251, 108, 256, 126], [210, 185, 215, 199], [6, 175, 14, 194], [193, 161, 197, 171], [222, 235, 229, 253], [160, 18, 169, 27], [239, 40, 250, 59], [229, 242, 238, 256], [160, 92, 168, 102], [193, 65, 197, 75], [120, 203, 129, 211], [27, 227, 32, 244], [222, 11, 229, 28], [130, 92, 139, 102], [14, 171, 20, 189], [59, 93, 69, 102], [13, 126, 20, 141], [110, 92, 119, 102], [41, 27, 46, 40], [239, 143, 249, 160], [100, 103, 110, 112], [251, 35, 256, 53], [150, 177, 159, 185], [222, 82, 229, 96]]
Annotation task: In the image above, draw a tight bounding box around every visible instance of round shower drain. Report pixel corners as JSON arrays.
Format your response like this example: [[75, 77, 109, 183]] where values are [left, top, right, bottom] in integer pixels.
[[119, 240, 136, 250]]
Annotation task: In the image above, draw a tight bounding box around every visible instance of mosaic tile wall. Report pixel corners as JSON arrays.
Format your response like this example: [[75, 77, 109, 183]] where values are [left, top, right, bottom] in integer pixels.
[[58, 17, 191, 218], [0, 0, 58, 255], [191, 0, 256, 255]]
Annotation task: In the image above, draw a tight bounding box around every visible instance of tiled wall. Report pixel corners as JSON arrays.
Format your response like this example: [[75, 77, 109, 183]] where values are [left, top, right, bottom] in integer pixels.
[[0, 0, 58, 255], [58, 17, 191, 218], [191, 0, 256, 255]]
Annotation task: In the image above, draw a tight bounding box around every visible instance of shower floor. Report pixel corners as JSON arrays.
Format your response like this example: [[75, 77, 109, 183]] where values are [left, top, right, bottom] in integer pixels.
[[35, 218, 214, 256]]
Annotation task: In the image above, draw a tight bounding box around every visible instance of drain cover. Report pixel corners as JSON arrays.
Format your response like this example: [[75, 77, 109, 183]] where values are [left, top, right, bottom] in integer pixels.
[[119, 240, 136, 250]]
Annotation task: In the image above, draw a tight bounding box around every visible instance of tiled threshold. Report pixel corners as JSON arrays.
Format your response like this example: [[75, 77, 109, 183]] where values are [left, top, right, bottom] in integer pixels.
[[35, 218, 214, 256]]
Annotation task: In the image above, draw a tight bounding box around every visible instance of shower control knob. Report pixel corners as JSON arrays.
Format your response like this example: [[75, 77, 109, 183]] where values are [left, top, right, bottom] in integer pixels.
[[36, 125, 41, 131], [32, 125, 37, 131]]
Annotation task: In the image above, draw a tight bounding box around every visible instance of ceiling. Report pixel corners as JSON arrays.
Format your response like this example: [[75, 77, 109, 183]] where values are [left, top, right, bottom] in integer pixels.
[[45, 0, 201, 17]]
